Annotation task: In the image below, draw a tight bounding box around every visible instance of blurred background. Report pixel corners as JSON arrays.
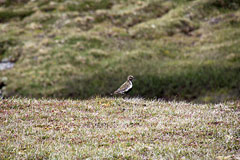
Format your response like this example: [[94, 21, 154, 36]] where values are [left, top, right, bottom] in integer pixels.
[[0, 0, 239, 103]]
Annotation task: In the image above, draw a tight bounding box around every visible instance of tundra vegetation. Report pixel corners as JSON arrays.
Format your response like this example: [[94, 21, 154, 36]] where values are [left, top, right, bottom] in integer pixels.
[[0, 98, 239, 159], [0, 0, 240, 159], [0, 0, 239, 102]]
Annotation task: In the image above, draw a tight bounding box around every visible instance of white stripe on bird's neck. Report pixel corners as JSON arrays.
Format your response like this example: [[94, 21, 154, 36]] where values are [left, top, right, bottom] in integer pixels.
[[125, 80, 132, 91]]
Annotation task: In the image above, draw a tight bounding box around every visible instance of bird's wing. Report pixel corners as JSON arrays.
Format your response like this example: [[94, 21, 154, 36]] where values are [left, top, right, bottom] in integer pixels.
[[114, 81, 130, 94]]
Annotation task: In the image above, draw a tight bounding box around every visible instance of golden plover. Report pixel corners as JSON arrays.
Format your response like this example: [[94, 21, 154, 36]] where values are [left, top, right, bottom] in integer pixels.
[[113, 75, 134, 95]]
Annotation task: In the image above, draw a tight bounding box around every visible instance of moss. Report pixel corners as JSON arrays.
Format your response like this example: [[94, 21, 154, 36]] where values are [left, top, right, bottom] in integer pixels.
[[66, 0, 113, 12], [210, 0, 240, 10], [0, 39, 18, 61], [100, 0, 173, 28], [0, 10, 34, 22], [0, 0, 30, 7], [40, 5, 57, 12], [1, 0, 240, 102], [66, 36, 104, 49]]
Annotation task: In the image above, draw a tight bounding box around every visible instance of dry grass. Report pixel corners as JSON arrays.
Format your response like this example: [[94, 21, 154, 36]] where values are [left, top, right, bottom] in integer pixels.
[[0, 0, 240, 102], [0, 97, 239, 159]]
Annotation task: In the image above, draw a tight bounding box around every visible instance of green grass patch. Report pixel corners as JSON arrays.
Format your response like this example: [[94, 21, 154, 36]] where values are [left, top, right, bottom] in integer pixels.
[[0, 38, 18, 61], [65, 36, 104, 49], [66, 0, 113, 12], [0, 10, 34, 22]]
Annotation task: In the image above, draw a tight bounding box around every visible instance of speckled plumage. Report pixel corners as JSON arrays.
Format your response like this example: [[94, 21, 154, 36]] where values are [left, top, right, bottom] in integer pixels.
[[113, 75, 134, 95]]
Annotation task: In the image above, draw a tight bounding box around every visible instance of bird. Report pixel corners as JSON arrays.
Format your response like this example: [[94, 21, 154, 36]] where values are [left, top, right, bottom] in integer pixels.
[[113, 75, 135, 95]]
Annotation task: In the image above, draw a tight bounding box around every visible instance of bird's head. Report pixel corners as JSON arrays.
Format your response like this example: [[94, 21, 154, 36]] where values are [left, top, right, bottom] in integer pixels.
[[127, 75, 134, 81]]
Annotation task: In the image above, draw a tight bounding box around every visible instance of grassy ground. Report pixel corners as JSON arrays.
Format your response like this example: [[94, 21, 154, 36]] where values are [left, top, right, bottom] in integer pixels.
[[0, 1, 240, 159], [0, 0, 240, 102], [0, 97, 239, 159]]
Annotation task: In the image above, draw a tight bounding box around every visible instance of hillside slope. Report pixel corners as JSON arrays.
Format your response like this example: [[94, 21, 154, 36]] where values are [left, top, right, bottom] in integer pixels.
[[0, 0, 240, 102], [0, 97, 239, 159]]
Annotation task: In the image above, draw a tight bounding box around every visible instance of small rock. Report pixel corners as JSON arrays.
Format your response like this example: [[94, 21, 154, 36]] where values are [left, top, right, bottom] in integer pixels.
[[0, 62, 14, 71]]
